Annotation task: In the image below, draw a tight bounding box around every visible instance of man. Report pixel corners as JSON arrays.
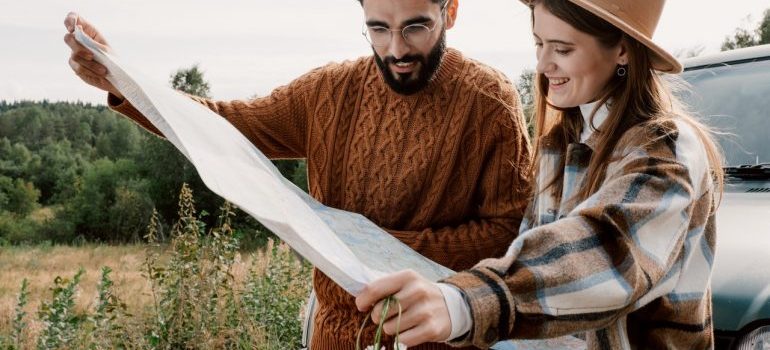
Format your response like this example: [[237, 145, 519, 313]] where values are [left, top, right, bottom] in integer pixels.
[[63, 0, 532, 348]]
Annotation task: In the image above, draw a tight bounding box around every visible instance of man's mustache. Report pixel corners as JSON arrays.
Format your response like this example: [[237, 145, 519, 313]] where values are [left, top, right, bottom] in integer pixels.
[[383, 55, 423, 65]]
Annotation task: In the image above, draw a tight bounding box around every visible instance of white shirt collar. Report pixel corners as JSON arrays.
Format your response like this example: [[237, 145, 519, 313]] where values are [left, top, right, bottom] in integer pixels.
[[579, 100, 610, 143]]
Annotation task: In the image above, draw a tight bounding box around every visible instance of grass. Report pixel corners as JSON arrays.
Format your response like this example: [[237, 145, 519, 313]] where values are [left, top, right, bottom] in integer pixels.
[[0, 184, 312, 349], [0, 243, 279, 348]]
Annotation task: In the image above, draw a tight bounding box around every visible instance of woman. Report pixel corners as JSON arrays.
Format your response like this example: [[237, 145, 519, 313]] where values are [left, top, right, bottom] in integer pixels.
[[356, 0, 723, 349]]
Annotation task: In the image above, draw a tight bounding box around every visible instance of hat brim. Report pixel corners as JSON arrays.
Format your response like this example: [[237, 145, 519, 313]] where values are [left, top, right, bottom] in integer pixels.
[[519, 0, 682, 74]]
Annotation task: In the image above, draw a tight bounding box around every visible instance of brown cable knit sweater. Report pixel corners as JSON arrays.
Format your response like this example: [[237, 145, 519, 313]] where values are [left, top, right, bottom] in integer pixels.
[[110, 48, 532, 350]]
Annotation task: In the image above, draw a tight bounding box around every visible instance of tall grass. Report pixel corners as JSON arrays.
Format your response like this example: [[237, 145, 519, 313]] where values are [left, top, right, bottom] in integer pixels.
[[0, 183, 312, 349]]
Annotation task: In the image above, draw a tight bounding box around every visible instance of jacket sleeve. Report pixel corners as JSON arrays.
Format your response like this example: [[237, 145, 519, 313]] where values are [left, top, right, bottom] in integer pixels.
[[441, 130, 712, 348], [109, 65, 331, 159]]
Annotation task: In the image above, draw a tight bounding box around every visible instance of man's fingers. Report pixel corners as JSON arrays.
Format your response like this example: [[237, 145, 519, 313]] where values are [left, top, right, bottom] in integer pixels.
[[83, 74, 108, 90], [73, 52, 107, 75], [64, 12, 78, 32], [69, 57, 107, 80], [63, 33, 95, 60], [64, 12, 111, 52], [73, 15, 109, 46]]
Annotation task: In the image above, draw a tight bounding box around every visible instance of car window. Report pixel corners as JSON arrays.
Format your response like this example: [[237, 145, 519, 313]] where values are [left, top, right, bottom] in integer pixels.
[[680, 58, 770, 166]]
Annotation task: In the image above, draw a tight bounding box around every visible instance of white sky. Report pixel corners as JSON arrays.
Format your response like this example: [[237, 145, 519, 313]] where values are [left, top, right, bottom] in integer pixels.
[[1, 0, 769, 105]]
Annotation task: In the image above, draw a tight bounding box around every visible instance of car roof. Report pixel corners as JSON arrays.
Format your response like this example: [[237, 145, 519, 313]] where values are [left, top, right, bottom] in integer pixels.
[[682, 44, 770, 71]]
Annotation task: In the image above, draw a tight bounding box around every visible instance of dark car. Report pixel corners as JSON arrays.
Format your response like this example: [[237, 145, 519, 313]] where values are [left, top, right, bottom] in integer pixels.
[[680, 44, 770, 349]]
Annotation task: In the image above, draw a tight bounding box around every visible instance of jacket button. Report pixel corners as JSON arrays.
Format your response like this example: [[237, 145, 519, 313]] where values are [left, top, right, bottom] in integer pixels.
[[484, 328, 498, 343]]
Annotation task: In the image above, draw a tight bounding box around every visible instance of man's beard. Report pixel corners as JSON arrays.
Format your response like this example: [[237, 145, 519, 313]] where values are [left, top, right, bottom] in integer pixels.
[[374, 30, 446, 95]]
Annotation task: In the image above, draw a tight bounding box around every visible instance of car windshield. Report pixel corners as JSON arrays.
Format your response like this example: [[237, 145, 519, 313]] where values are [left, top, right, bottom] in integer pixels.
[[680, 57, 770, 167]]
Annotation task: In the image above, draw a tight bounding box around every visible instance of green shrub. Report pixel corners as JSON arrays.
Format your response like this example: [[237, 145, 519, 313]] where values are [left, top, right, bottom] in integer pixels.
[[1, 278, 31, 350], [242, 240, 312, 348], [37, 268, 85, 350], [1, 184, 312, 349], [88, 266, 131, 350], [0, 211, 43, 245]]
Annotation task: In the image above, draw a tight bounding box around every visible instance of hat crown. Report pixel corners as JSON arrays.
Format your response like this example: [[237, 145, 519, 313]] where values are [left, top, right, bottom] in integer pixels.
[[587, 0, 664, 38], [518, 0, 681, 73]]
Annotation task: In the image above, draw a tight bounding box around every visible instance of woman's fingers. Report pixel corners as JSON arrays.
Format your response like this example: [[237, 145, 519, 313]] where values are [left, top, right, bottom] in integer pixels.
[[362, 271, 452, 344], [391, 319, 449, 347], [380, 301, 427, 335], [356, 269, 422, 312]]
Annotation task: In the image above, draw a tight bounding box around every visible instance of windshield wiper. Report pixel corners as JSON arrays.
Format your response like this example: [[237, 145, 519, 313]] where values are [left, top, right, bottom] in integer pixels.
[[724, 164, 770, 180]]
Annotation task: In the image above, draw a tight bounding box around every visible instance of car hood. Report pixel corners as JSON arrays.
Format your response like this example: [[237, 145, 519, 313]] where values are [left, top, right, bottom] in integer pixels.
[[711, 188, 770, 331]]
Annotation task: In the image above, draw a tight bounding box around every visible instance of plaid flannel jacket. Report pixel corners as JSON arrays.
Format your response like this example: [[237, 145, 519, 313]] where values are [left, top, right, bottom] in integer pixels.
[[443, 118, 717, 349]]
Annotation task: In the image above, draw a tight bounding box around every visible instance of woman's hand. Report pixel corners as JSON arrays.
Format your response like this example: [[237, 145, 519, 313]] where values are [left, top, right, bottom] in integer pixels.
[[355, 270, 452, 347]]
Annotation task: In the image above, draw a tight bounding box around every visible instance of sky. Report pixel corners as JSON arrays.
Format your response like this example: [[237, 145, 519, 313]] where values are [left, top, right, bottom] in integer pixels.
[[1, 0, 769, 105]]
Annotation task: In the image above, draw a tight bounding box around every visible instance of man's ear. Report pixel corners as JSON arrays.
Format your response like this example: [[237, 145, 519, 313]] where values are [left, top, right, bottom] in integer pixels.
[[445, 0, 459, 30]]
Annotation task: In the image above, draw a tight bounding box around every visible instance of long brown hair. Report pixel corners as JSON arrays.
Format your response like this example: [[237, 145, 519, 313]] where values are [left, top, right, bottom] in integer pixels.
[[528, 0, 724, 203]]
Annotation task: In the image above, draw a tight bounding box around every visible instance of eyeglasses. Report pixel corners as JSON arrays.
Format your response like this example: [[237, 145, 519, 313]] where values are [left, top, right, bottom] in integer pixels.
[[362, 3, 447, 48]]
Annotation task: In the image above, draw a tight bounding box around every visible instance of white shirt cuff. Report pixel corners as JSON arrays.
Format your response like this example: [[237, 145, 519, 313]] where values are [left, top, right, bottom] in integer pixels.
[[436, 282, 472, 341]]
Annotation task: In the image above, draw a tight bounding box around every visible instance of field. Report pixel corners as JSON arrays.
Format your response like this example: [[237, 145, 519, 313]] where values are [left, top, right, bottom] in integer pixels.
[[0, 240, 312, 349]]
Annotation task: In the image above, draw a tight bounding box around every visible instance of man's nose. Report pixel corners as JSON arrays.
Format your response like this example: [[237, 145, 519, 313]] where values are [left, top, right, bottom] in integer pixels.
[[388, 32, 410, 60]]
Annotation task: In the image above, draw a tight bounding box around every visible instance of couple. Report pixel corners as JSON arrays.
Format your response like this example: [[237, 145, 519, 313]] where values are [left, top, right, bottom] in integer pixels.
[[64, 0, 722, 349]]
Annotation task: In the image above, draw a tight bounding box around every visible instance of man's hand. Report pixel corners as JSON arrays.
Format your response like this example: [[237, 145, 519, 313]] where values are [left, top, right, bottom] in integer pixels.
[[355, 270, 452, 347], [63, 12, 122, 99]]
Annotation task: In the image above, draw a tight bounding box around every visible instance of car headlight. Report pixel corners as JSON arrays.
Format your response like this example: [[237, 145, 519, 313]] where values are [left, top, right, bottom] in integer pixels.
[[736, 325, 770, 350]]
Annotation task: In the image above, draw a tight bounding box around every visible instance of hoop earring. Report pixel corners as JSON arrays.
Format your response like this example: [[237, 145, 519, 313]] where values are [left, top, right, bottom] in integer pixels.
[[617, 65, 628, 77]]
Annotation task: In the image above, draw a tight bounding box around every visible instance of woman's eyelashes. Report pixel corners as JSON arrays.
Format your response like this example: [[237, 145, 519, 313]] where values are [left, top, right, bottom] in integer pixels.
[[534, 42, 572, 56]]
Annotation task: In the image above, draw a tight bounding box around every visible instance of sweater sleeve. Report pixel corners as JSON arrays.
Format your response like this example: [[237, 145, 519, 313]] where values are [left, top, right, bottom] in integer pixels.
[[440, 130, 712, 348], [387, 100, 533, 272], [109, 65, 331, 159]]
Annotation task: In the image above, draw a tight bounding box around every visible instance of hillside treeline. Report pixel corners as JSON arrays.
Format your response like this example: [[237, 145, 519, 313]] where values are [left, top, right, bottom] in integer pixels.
[[0, 100, 307, 246]]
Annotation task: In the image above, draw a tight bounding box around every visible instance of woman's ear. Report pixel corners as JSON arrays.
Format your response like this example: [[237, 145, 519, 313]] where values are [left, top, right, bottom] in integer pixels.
[[616, 40, 629, 66], [445, 0, 459, 30]]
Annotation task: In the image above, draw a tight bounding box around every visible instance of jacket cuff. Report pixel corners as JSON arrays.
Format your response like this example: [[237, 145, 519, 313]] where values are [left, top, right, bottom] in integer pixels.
[[107, 92, 164, 137], [436, 283, 472, 341], [441, 267, 515, 348]]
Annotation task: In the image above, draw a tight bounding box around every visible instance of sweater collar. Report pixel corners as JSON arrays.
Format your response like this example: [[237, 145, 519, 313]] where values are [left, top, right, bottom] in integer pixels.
[[429, 47, 462, 90]]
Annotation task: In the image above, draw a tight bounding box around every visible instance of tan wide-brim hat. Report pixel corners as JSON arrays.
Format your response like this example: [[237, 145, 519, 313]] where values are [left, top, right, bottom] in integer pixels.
[[520, 0, 683, 74]]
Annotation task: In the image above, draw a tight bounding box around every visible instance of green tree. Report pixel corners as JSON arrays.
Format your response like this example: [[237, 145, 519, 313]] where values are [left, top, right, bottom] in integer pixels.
[[150, 65, 298, 238], [516, 69, 536, 138], [28, 140, 82, 204], [722, 9, 770, 50], [170, 64, 211, 98], [64, 158, 152, 242], [760, 9, 770, 44], [138, 65, 223, 229], [0, 176, 40, 216]]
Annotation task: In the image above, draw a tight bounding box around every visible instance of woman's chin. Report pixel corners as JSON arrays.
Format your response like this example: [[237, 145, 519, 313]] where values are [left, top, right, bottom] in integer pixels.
[[546, 97, 579, 109]]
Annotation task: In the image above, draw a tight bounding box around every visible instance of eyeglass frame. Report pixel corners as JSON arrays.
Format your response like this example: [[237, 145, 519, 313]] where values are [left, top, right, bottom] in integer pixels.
[[361, 1, 449, 48]]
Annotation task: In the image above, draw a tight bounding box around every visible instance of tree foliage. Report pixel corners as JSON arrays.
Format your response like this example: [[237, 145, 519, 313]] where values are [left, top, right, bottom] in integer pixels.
[[0, 65, 308, 245], [170, 64, 211, 98], [722, 9, 770, 50], [516, 69, 536, 138]]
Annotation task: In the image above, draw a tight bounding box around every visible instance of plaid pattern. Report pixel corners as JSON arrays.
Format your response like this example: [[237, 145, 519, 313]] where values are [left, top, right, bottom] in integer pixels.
[[443, 119, 716, 349]]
